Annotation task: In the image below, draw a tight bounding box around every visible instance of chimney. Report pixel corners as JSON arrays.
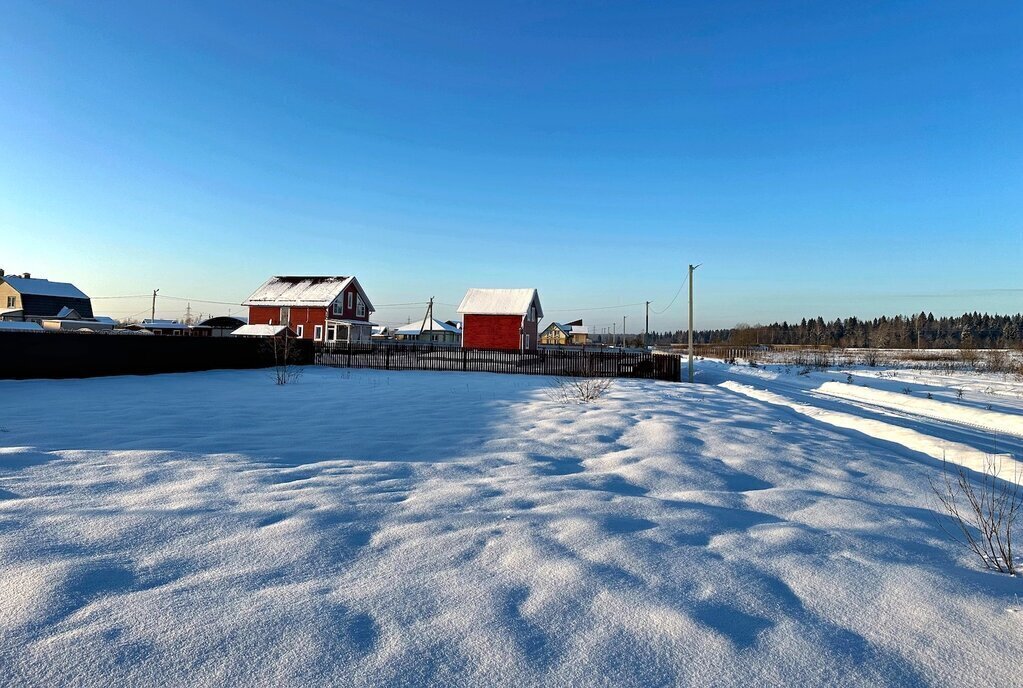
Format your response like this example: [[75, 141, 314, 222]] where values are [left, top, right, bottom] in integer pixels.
[[22, 272, 30, 279], [0, 268, 4, 277]]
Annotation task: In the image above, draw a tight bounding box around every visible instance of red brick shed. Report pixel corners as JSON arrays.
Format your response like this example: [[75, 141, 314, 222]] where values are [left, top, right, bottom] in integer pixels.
[[457, 288, 543, 351]]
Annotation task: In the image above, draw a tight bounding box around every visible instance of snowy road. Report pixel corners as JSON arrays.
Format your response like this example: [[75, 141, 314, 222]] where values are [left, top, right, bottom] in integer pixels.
[[703, 362, 1023, 476]]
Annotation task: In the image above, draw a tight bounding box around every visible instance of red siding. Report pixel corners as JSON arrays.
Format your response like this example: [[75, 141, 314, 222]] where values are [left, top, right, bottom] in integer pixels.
[[463, 314, 531, 351], [248, 306, 327, 339]]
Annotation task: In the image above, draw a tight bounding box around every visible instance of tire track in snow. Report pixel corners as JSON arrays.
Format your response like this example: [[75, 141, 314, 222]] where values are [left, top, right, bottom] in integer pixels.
[[719, 380, 1023, 483], [814, 381, 1023, 439]]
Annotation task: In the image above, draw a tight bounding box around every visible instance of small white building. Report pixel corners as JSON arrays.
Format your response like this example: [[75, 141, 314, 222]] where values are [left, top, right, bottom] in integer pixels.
[[395, 318, 462, 344]]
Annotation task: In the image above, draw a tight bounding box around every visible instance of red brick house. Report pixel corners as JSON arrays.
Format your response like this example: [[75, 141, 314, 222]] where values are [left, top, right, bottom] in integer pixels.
[[457, 288, 543, 351], [243, 275, 375, 343]]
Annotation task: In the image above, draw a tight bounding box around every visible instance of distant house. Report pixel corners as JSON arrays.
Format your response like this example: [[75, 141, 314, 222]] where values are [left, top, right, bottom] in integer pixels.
[[395, 318, 462, 345], [41, 312, 116, 333], [243, 275, 375, 343], [457, 288, 543, 351], [539, 319, 589, 346], [200, 315, 248, 337], [0, 272, 94, 323], [371, 325, 394, 340], [125, 319, 212, 336]]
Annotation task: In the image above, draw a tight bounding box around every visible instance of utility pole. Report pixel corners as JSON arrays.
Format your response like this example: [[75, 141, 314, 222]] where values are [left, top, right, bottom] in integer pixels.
[[688, 264, 701, 383], [419, 297, 434, 336], [151, 289, 159, 321], [622, 315, 627, 348], [645, 301, 650, 347]]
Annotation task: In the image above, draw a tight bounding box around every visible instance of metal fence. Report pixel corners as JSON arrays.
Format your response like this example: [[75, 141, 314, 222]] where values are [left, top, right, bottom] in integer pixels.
[[0, 330, 315, 379], [316, 342, 681, 381]]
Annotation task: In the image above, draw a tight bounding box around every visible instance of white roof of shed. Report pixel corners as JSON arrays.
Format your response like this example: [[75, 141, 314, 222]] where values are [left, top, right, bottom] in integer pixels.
[[232, 324, 289, 337], [569, 325, 589, 335], [457, 288, 543, 318], [243, 275, 375, 311], [1, 276, 89, 299], [0, 321, 44, 332]]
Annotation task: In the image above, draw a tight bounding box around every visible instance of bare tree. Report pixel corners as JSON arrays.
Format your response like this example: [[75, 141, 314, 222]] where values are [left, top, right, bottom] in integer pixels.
[[264, 334, 303, 385], [931, 456, 1021, 575]]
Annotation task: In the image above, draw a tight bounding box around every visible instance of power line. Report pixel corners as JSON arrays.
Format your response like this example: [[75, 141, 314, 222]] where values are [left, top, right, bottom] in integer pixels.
[[158, 294, 241, 306], [545, 302, 647, 313], [93, 292, 433, 309], [91, 294, 152, 299], [650, 273, 688, 315]]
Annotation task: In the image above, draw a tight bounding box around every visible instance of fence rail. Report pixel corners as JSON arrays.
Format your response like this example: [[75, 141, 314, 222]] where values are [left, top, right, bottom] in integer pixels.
[[316, 342, 681, 382]]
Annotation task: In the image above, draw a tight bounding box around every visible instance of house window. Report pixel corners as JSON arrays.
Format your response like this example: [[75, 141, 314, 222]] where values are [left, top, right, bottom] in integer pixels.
[[296, 324, 304, 338], [333, 301, 343, 316], [5, 296, 14, 308], [523, 334, 530, 349], [528, 306, 536, 322], [327, 326, 336, 341], [347, 292, 353, 309], [314, 325, 323, 341], [356, 297, 365, 318], [280, 306, 290, 324]]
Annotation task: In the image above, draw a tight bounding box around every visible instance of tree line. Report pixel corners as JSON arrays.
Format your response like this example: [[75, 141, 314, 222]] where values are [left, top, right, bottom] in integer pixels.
[[643, 312, 1023, 349]]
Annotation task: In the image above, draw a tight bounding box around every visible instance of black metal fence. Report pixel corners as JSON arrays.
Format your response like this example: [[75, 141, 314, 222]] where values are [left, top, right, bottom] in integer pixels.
[[0, 331, 315, 379], [316, 342, 681, 381]]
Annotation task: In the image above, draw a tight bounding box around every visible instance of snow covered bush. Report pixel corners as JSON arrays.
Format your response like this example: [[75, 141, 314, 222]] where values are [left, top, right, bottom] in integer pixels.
[[545, 376, 614, 404], [931, 456, 1021, 575]]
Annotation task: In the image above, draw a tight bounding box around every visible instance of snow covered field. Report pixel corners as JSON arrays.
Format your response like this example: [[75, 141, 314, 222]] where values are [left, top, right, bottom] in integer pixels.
[[1, 365, 1022, 686]]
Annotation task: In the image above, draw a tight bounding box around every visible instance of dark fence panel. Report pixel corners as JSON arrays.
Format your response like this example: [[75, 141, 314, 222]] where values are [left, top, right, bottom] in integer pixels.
[[0, 331, 314, 379], [316, 342, 681, 382]]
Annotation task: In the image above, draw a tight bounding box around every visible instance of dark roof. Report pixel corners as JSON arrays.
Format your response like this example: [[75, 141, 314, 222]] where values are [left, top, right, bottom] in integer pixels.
[[19, 294, 93, 319], [199, 316, 248, 328]]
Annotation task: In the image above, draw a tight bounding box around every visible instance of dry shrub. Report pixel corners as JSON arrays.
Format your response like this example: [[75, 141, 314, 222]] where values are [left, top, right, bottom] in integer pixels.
[[545, 376, 615, 404], [931, 455, 1021, 575]]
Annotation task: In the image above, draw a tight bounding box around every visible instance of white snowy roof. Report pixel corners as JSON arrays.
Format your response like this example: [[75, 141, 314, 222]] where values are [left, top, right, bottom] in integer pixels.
[[457, 288, 543, 318], [41, 318, 115, 329], [396, 318, 461, 335], [0, 321, 44, 332], [93, 316, 118, 325], [1, 276, 89, 300], [243, 275, 375, 311], [55, 306, 81, 319], [142, 319, 190, 330], [232, 324, 289, 337], [570, 325, 589, 335]]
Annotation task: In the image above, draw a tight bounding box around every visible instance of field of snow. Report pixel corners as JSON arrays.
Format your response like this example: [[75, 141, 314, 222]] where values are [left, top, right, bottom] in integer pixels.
[[1, 365, 1022, 686]]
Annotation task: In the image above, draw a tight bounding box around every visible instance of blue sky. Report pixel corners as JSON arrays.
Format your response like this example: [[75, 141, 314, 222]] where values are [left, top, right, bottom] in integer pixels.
[[1, 1, 1020, 329]]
